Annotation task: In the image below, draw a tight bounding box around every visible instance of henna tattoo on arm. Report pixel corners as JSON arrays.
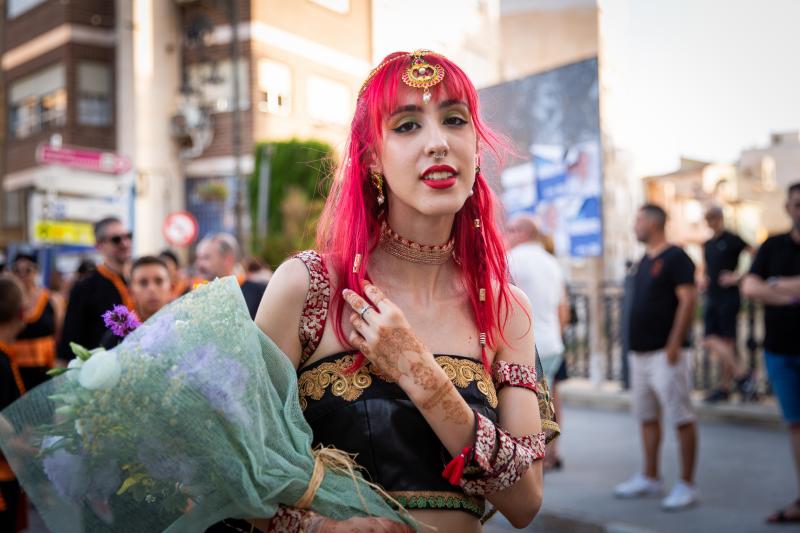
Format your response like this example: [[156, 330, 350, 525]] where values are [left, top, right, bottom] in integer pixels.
[[420, 379, 471, 425], [440, 396, 471, 424]]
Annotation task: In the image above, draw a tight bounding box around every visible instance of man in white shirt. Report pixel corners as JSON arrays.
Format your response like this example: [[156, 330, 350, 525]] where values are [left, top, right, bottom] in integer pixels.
[[506, 215, 568, 384]]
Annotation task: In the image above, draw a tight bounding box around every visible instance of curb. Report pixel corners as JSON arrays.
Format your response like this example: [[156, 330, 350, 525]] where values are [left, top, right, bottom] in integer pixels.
[[485, 510, 654, 533], [558, 379, 783, 430]]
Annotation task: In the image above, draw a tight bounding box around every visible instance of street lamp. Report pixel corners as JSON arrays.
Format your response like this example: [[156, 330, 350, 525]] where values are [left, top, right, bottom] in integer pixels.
[[171, 1, 246, 245]]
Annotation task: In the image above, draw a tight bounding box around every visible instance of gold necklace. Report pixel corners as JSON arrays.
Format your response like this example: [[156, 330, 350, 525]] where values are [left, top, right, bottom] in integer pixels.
[[379, 223, 454, 265]]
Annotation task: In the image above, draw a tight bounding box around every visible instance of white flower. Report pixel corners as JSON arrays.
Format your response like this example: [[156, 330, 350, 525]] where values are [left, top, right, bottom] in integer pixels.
[[78, 350, 122, 390], [66, 358, 84, 382]]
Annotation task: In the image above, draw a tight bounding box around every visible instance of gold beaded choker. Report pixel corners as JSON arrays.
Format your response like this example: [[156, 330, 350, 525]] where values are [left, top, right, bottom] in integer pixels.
[[379, 223, 455, 265]]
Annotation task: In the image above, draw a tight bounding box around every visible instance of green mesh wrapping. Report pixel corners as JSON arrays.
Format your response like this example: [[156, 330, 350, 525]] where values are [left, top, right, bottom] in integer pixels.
[[0, 277, 409, 532]]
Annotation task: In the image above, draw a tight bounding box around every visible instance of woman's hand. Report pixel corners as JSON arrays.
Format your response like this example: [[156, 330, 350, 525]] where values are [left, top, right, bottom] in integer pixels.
[[343, 281, 438, 386], [344, 281, 475, 456]]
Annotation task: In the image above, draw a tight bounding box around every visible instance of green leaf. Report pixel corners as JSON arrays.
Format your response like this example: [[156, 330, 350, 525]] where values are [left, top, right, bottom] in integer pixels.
[[70, 342, 92, 361], [47, 368, 68, 377], [117, 473, 148, 495]]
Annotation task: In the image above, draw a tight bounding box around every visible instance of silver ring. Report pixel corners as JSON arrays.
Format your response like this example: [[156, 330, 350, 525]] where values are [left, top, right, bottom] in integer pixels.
[[359, 305, 375, 320], [433, 151, 445, 159]]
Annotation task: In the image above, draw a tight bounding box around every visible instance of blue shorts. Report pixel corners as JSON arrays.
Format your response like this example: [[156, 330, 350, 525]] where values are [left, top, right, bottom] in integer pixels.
[[764, 351, 800, 425]]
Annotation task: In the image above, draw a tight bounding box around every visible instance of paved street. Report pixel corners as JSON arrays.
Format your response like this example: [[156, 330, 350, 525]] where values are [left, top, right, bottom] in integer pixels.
[[486, 406, 798, 533]]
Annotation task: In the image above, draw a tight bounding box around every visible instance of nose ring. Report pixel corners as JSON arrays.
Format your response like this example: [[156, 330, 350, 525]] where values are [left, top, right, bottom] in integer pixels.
[[433, 152, 445, 160]]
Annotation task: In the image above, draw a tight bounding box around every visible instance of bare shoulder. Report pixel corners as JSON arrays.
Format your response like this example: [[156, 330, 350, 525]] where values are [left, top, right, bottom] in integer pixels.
[[497, 284, 535, 364], [254, 256, 312, 366]]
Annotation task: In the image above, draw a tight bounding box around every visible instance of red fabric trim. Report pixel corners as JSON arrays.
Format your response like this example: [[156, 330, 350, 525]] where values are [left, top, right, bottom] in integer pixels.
[[492, 361, 538, 393], [293, 251, 331, 365]]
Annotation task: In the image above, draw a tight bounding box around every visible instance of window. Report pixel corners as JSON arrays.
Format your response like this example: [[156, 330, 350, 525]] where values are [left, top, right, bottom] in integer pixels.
[[307, 75, 350, 125], [2, 190, 23, 228], [8, 64, 66, 139], [6, 0, 45, 18], [78, 62, 112, 126], [309, 0, 349, 14], [257, 59, 292, 115], [187, 60, 250, 113]]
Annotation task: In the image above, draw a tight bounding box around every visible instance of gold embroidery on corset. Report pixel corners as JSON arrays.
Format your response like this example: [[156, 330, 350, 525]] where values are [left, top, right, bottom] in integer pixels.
[[298, 354, 498, 410], [297, 355, 372, 410], [436, 356, 498, 408]]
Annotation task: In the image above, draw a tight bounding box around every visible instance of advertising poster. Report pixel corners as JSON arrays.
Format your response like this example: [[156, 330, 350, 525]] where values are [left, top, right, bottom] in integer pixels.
[[480, 58, 602, 257]]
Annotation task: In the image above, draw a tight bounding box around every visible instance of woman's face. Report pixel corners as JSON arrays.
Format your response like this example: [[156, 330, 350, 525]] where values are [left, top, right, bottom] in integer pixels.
[[377, 88, 477, 218]]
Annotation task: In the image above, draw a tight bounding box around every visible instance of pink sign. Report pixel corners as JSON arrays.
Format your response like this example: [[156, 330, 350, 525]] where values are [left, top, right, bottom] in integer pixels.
[[36, 144, 132, 174]]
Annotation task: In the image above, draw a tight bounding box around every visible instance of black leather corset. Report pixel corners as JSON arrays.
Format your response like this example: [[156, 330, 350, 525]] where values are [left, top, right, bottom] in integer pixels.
[[298, 352, 498, 518]]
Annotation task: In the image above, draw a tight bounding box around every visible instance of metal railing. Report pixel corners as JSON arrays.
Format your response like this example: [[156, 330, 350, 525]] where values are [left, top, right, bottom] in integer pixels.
[[563, 282, 771, 397]]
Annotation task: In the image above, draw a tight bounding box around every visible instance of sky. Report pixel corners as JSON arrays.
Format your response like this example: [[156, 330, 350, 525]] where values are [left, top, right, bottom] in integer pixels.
[[599, 0, 800, 176]]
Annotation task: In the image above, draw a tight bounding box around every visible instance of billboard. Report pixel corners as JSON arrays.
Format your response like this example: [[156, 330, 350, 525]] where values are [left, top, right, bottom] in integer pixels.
[[479, 58, 602, 257]]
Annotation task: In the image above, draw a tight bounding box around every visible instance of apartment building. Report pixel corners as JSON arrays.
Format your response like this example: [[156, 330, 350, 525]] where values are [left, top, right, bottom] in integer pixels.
[[1, 0, 123, 257], [1, 0, 373, 255]]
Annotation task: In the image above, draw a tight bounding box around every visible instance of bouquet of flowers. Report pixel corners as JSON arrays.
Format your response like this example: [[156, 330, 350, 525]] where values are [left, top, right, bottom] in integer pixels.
[[0, 277, 410, 532]]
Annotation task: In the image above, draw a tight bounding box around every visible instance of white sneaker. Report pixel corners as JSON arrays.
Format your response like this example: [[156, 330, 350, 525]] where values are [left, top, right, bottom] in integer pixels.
[[661, 481, 698, 511], [614, 473, 663, 498]]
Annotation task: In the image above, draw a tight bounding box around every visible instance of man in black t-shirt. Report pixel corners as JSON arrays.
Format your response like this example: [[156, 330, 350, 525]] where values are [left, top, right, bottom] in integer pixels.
[[743, 182, 800, 524], [194, 233, 266, 319], [614, 204, 699, 511], [701, 206, 754, 403], [58, 217, 133, 361]]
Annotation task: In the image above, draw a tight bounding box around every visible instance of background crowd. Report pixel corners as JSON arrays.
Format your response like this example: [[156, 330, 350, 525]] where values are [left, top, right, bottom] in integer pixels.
[[0, 182, 798, 530]]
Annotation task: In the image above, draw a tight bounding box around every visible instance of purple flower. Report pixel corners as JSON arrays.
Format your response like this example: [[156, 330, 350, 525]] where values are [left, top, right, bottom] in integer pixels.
[[169, 346, 249, 425], [103, 305, 141, 338]]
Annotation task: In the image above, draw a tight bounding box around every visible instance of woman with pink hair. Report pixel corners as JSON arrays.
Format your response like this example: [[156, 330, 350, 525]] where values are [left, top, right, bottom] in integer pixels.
[[253, 50, 550, 532]]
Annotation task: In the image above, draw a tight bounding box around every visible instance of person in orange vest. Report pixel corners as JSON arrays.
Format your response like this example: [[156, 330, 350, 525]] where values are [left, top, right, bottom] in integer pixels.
[[195, 233, 266, 319], [57, 217, 134, 361], [0, 275, 27, 532], [9, 252, 64, 391], [159, 249, 191, 300]]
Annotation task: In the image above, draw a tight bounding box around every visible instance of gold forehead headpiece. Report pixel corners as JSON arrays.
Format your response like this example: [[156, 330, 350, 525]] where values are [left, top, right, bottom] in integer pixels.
[[358, 50, 446, 104]]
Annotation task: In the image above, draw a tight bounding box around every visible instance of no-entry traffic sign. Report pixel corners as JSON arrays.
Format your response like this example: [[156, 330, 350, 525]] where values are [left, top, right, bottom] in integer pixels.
[[163, 211, 199, 248]]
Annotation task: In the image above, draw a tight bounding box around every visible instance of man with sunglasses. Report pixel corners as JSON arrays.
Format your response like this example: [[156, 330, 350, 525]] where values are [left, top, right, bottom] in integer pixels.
[[57, 217, 134, 361]]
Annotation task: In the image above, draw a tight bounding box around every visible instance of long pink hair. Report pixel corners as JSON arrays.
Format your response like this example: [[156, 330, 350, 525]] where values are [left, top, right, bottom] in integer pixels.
[[316, 51, 516, 371]]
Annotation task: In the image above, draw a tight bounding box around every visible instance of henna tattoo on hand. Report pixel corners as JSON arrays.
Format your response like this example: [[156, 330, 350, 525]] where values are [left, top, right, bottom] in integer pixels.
[[372, 327, 426, 380]]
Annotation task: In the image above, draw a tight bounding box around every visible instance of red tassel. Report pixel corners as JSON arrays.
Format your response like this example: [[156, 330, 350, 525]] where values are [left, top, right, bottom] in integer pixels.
[[442, 446, 472, 486]]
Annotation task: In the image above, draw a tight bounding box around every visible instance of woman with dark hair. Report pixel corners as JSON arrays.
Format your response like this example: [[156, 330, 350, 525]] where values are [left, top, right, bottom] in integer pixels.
[[10, 252, 64, 390], [252, 50, 555, 532]]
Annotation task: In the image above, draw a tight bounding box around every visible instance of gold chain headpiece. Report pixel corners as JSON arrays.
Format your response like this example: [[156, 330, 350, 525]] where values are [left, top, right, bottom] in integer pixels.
[[358, 50, 446, 103]]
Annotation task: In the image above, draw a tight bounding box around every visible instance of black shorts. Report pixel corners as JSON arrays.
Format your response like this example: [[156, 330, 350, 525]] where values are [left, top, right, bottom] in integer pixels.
[[554, 358, 568, 382], [704, 292, 740, 339]]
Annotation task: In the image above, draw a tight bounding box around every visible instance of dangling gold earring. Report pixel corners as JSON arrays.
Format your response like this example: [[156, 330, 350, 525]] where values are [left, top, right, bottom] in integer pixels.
[[371, 170, 385, 205]]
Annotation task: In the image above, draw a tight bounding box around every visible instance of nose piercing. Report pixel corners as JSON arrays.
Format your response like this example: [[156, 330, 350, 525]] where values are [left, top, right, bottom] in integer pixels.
[[433, 152, 445, 160]]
